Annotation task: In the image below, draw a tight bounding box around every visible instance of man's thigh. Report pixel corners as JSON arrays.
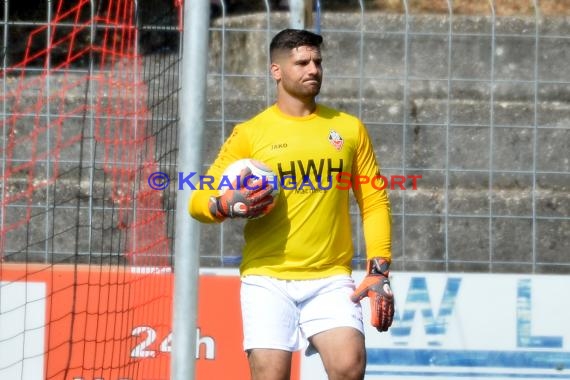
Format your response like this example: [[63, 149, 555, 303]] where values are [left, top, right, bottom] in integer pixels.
[[309, 326, 366, 380], [299, 274, 364, 341], [298, 276, 366, 379]]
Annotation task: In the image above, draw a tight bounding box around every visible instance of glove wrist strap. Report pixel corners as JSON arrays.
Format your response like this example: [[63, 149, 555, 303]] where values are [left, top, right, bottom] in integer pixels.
[[369, 257, 390, 277]]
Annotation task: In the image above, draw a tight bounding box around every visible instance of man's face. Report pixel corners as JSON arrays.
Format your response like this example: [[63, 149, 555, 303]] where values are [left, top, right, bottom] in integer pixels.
[[272, 45, 323, 99]]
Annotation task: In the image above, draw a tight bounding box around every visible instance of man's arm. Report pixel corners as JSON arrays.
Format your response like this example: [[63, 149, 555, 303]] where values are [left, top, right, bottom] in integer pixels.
[[351, 121, 392, 260], [350, 121, 394, 332], [189, 124, 251, 223]]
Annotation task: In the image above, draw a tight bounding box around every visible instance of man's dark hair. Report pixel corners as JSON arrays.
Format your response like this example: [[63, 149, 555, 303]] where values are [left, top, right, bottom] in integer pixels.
[[269, 29, 323, 61]]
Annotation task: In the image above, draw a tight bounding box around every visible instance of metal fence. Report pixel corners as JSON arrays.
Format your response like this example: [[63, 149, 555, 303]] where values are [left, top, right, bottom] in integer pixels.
[[1, 1, 569, 274], [0, 1, 181, 266], [199, 0, 570, 274]]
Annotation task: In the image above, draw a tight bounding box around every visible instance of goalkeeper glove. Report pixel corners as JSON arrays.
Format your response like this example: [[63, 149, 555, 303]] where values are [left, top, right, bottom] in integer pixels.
[[208, 167, 275, 219], [351, 257, 394, 332]]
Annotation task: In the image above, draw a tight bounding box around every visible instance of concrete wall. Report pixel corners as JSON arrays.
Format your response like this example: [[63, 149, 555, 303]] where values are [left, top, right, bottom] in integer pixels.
[[199, 12, 570, 273], [2, 12, 568, 272]]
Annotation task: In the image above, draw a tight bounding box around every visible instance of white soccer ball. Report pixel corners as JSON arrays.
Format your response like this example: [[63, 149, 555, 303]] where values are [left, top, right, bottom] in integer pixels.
[[219, 158, 280, 217]]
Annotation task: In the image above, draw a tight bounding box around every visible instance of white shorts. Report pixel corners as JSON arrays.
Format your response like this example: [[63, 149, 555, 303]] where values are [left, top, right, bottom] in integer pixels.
[[240, 274, 364, 352]]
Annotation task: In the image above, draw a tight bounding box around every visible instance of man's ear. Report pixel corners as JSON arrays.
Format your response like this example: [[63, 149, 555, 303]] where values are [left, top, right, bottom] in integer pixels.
[[270, 62, 281, 81]]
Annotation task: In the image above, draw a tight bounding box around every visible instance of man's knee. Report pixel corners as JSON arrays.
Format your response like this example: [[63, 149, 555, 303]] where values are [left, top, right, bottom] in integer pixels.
[[324, 351, 365, 380], [248, 348, 292, 380]]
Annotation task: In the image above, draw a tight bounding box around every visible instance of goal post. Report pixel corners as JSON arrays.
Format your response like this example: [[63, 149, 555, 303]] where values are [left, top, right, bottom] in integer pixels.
[[172, 1, 210, 379], [1, 1, 182, 379]]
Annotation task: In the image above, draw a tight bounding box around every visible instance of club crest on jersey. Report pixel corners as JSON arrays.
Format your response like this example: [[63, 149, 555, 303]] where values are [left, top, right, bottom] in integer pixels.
[[328, 130, 344, 151]]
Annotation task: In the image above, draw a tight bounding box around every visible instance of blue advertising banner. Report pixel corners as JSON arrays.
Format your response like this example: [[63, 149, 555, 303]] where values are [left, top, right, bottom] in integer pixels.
[[301, 272, 570, 379]]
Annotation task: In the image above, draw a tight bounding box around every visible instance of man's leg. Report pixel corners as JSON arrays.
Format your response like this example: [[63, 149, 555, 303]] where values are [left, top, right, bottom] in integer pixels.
[[241, 276, 300, 379], [309, 327, 366, 380], [247, 348, 293, 380], [299, 275, 366, 380]]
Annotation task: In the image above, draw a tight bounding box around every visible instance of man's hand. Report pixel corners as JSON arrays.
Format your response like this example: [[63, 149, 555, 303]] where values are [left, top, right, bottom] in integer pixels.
[[351, 257, 394, 332], [209, 167, 275, 219]]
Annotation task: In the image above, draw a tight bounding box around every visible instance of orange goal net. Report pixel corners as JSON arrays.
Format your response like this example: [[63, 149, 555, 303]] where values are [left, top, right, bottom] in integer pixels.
[[1, 0, 181, 378]]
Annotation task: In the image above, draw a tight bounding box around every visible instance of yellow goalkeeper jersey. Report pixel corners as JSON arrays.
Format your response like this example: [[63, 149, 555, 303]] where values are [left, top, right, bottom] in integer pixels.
[[189, 104, 391, 280]]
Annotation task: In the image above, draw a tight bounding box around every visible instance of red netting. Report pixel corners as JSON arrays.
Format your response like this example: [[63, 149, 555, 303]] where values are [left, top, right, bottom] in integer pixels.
[[1, 1, 181, 378], [0, 0, 172, 266]]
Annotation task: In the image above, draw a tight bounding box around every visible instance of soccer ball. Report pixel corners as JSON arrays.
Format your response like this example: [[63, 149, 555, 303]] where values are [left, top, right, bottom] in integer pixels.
[[219, 158, 280, 217]]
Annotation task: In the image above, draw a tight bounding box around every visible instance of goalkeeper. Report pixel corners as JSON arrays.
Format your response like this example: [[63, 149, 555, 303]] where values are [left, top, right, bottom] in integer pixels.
[[189, 28, 394, 380]]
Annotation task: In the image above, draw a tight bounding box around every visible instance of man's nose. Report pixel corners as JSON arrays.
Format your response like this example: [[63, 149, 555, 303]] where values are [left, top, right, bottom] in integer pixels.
[[307, 61, 320, 75]]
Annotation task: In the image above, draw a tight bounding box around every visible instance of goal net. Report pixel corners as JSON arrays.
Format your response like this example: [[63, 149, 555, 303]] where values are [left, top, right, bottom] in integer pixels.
[[1, 0, 181, 378]]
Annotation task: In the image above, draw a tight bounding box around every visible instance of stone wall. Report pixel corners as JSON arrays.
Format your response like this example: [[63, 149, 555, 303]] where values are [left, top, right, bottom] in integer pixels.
[[2, 12, 568, 272], [199, 12, 569, 273]]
